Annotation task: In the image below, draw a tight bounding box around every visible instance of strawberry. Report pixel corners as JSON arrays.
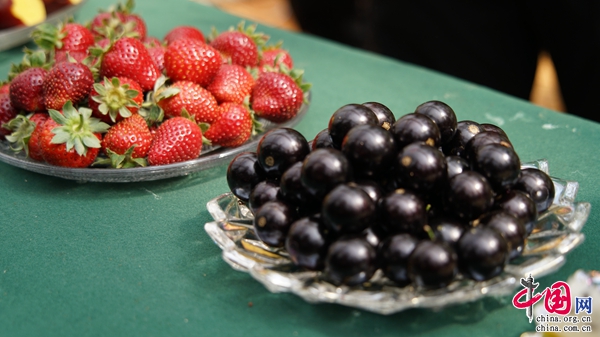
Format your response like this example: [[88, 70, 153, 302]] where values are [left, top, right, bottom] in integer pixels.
[[157, 80, 220, 123], [90, 0, 146, 40], [147, 44, 166, 73], [209, 22, 267, 67], [0, 83, 9, 95], [251, 70, 308, 123], [99, 37, 160, 91], [89, 76, 143, 124], [0, 93, 19, 139], [9, 67, 48, 112], [206, 64, 255, 104], [100, 114, 152, 168], [3, 112, 48, 161], [259, 47, 294, 72], [147, 116, 203, 166], [164, 26, 205, 45], [164, 38, 222, 87], [32, 22, 94, 59], [42, 61, 94, 110], [204, 102, 253, 147], [38, 101, 110, 168]]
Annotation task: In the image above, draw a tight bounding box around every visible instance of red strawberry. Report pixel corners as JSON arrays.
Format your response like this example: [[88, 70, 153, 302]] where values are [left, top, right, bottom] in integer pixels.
[[38, 102, 110, 168], [89, 76, 143, 124], [164, 26, 205, 45], [157, 80, 220, 123], [207, 64, 255, 104], [0, 93, 18, 139], [43, 61, 94, 110], [90, 11, 126, 39], [9, 67, 48, 112], [90, 1, 146, 40], [204, 102, 253, 147], [0, 83, 9, 94], [55, 50, 89, 64], [164, 38, 222, 87], [100, 37, 160, 91], [259, 47, 294, 71], [147, 44, 166, 73], [32, 22, 94, 57], [251, 71, 305, 123], [100, 115, 153, 168], [123, 113, 149, 130], [147, 116, 203, 166], [3, 112, 48, 161], [209, 23, 267, 67], [123, 13, 147, 40]]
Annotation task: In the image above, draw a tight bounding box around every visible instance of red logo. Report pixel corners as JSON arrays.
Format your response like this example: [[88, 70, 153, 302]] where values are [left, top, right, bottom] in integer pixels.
[[513, 274, 572, 322]]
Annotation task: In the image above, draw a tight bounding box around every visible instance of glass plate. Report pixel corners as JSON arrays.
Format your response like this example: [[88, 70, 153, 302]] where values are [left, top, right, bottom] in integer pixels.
[[0, 93, 310, 182], [204, 159, 591, 315], [0, 1, 87, 52]]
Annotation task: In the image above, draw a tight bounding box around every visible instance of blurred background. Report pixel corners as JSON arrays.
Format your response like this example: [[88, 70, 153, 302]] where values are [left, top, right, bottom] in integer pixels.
[[195, 0, 566, 113]]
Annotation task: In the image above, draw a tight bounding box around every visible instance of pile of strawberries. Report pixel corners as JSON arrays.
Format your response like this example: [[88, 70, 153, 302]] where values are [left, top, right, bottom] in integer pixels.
[[0, 0, 310, 168]]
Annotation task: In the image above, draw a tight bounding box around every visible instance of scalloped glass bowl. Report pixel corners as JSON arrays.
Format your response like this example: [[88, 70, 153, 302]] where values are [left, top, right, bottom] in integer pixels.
[[204, 159, 590, 315], [0, 94, 309, 182]]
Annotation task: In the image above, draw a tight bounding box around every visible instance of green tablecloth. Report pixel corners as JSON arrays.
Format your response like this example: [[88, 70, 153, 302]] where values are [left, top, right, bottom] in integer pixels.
[[1, 1, 598, 336]]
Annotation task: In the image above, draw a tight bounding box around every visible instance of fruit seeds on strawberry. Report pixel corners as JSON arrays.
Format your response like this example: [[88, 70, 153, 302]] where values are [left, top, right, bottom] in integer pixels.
[[0, 93, 19, 139], [251, 69, 310, 123], [99, 115, 152, 168], [32, 21, 94, 58], [147, 116, 203, 166], [99, 37, 160, 91], [164, 38, 222, 87], [89, 76, 143, 124], [206, 64, 255, 104], [9, 67, 48, 112], [39, 101, 110, 168], [204, 102, 253, 147], [209, 22, 268, 67], [259, 46, 294, 72], [157, 80, 220, 123], [43, 60, 95, 110], [164, 26, 205, 45]]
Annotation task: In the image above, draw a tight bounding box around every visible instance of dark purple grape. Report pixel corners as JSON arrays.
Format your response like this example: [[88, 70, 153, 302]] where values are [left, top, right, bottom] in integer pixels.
[[494, 190, 538, 236], [324, 236, 377, 286], [249, 181, 280, 212], [227, 152, 266, 202], [301, 148, 351, 197], [328, 104, 378, 149], [471, 143, 521, 193], [253, 201, 296, 247], [286, 215, 330, 270], [480, 123, 509, 139], [414, 100, 457, 145], [408, 240, 457, 289], [362, 101, 396, 130], [478, 210, 526, 260], [445, 171, 494, 221], [393, 142, 447, 196], [342, 124, 396, 179], [312, 128, 335, 150], [279, 161, 321, 215], [257, 128, 310, 180], [322, 184, 376, 235], [350, 180, 383, 203], [378, 189, 427, 235], [361, 226, 384, 248], [464, 131, 513, 162], [514, 168, 555, 213], [446, 155, 470, 179], [442, 120, 483, 157], [378, 233, 420, 286], [390, 113, 441, 149], [457, 226, 509, 281], [430, 217, 467, 248]]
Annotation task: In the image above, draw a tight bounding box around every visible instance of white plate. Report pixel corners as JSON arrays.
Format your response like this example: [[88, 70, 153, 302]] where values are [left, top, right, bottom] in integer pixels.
[[204, 159, 590, 315]]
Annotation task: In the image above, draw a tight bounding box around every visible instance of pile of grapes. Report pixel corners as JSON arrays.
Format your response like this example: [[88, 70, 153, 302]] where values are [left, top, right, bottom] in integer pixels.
[[225, 101, 555, 289]]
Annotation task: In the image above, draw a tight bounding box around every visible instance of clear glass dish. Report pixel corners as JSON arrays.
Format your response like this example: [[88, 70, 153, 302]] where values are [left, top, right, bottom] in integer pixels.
[[0, 1, 87, 52], [204, 159, 590, 315], [0, 94, 309, 183]]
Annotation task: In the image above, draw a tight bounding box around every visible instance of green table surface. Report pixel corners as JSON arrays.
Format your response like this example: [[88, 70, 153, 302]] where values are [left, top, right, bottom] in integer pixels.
[[1, 0, 599, 336]]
